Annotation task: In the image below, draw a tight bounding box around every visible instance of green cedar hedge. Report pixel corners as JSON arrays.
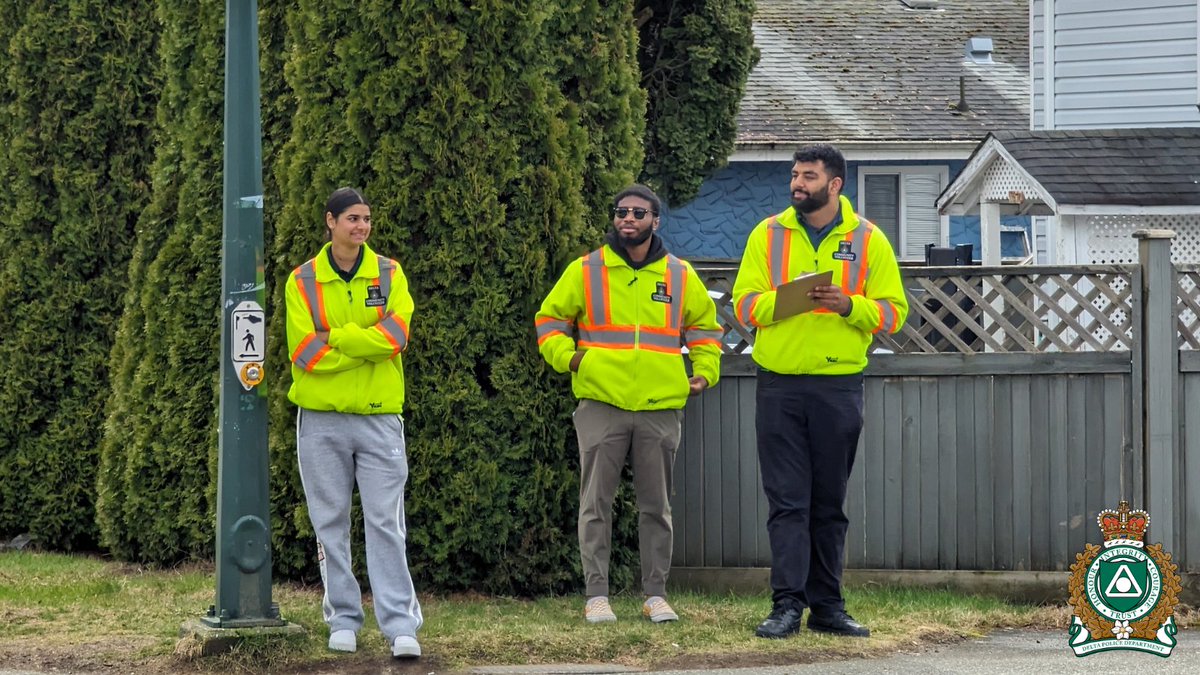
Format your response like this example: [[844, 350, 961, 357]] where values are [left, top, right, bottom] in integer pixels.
[[97, 0, 230, 561], [14, 0, 756, 595], [0, 0, 158, 551], [637, 0, 759, 205]]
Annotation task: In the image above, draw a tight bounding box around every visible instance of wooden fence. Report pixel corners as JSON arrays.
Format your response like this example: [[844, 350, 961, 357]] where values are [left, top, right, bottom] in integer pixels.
[[672, 231, 1197, 576]]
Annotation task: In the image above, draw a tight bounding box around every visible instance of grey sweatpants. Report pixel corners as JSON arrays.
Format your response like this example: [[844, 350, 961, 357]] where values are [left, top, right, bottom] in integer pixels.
[[574, 398, 683, 598], [297, 409, 422, 640]]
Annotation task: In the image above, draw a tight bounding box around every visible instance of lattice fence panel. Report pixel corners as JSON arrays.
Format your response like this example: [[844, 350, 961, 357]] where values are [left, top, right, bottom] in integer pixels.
[[697, 264, 1136, 355], [1086, 214, 1200, 264], [1177, 265, 1200, 350]]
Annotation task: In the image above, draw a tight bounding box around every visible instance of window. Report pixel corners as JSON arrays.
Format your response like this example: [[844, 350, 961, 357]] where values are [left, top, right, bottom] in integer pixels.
[[857, 166, 950, 261]]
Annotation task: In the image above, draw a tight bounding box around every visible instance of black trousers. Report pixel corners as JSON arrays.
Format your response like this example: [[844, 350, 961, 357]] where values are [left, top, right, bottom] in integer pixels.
[[755, 369, 864, 612]]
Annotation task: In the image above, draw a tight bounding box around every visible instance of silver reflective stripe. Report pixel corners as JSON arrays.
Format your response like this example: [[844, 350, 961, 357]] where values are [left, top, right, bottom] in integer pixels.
[[665, 255, 686, 330], [639, 331, 682, 351], [378, 313, 408, 350], [578, 327, 636, 346], [377, 256, 394, 299], [737, 291, 761, 326], [767, 219, 788, 289], [582, 250, 607, 325], [295, 261, 328, 331], [294, 335, 327, 371], [684, 328, 724, 345], [843, 223, 872, 293], [876, 300, 898, 333], [536, 319, 571, 339]]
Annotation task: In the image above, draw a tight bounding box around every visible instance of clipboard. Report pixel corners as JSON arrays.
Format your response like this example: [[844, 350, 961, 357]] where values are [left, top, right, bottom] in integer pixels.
[[772, 270, 834, 321]]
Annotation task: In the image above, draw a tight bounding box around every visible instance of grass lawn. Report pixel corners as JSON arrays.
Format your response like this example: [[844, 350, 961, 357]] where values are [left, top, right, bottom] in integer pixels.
[[0, 550, 1086, 673]]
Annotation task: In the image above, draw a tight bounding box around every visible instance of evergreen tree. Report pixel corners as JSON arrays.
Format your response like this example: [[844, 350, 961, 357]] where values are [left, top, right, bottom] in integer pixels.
[[267, 0, 653, 593], [636, 0, 758, 205], [97, 0, 231, 561], [0, 0, 157, 550]]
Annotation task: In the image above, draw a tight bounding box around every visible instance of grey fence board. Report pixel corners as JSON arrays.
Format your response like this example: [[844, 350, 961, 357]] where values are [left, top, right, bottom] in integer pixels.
[[1185, 373, 1200, 573], [919, 379, 940, 569], [702, 387, 723, 565], [974, 377, 995, 568], [719, 382, 739, 566], [937, 378, 958, 570], [1011, 375, 1033, 571], [994, 377, 1015, 571], [884, 381, 905, 569], [1049, 376, 1071, 569], [1029, 376, 1051, 570], [900, 380, 921, 569], [861, 378, 886, 568], [955, 377, 977, 569]]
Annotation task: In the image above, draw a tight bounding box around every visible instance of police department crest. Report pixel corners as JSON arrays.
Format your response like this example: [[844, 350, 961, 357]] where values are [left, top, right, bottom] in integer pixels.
[[1067, 501, 1181, 657]]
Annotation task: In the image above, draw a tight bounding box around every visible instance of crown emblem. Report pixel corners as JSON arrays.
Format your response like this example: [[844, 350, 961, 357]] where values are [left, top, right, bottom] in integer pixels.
[[1097, 500, 1149, 546]]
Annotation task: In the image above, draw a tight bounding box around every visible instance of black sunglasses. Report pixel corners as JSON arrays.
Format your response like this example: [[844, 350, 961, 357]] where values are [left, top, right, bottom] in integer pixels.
[[612, 207, 656, 219]]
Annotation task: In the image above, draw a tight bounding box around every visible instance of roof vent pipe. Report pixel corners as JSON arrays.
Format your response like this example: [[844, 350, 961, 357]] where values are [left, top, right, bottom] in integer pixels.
[[966, 36, 994, 64], [900, 0, 939, 9]]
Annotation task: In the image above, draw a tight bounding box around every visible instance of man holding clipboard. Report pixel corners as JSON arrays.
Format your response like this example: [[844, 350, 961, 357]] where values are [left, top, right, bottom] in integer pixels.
[[732, 144, 908, 640]]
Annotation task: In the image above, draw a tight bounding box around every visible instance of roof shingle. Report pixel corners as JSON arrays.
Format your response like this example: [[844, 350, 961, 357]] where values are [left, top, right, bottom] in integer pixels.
[[994, 128, 1200, 207], [738, 0, 1030, 146]]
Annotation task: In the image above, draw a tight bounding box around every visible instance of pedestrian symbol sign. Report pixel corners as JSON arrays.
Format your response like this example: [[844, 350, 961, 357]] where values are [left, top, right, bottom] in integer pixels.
[[231, 301, 265, 390]]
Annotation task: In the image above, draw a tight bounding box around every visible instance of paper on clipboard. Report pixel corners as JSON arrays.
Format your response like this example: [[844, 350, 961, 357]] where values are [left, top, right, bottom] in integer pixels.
[[772, 270, 834, 321]]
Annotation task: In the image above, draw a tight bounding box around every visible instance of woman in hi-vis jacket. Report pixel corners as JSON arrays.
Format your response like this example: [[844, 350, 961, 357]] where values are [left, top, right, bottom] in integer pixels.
[[284, 187, 422, 659]]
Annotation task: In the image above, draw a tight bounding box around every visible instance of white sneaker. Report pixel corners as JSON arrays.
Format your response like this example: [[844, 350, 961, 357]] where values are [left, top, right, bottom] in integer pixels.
[[392, 635, 421, 658], [328, 629, 356, 653], [642, 596, 679, 623], [584, 596, 617, 623]]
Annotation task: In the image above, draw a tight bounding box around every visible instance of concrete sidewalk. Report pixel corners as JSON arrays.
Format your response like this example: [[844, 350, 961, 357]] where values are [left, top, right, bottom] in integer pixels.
[[470, 629, 1196, 674]]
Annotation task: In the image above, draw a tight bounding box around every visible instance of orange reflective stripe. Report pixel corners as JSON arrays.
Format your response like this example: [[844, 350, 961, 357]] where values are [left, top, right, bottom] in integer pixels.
[[582, 250, 610, 326], [837, 221, 872, 295], [665, 254, 686, 330], [578, 324, 637, 349], [376, 313, 408, 355], [536, 317, 572, 344], [295, 261, 329, 331], [683, 327, 723, 348], [765, 216, 791, 289], [291, 332, 330, 371], [375, 256, 395, 320], [875, 300, 899, 333], [737, 292, 761, 327]]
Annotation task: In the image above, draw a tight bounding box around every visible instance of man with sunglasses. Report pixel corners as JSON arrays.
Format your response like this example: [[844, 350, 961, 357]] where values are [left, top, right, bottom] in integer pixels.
[[734, 144, 908, 639], [535, 184, 723, 624]]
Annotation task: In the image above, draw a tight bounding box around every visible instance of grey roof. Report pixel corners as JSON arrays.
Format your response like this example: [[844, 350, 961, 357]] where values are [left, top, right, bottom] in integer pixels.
[[738, 0, 1030, 147], [992, 128, 1200, 207]]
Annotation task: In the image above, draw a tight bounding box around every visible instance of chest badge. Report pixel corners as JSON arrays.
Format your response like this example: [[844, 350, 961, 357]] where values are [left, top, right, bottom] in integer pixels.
[[365, 284, 387, 307], [651, 281, 672, 304], [832, 239, 856, 261]]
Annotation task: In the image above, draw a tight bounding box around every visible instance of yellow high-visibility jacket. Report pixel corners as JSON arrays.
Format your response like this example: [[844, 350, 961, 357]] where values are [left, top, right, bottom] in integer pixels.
[[535, 245, 723, 411], [732, 195, 908, 375], [285, 242, 413, 414]]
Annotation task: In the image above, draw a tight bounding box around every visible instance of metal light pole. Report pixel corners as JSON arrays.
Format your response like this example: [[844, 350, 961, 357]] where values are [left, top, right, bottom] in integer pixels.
[[200, 0, 282, 629]]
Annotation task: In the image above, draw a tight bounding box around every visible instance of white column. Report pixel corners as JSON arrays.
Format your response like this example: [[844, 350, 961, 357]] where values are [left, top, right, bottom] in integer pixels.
[[981, 201, 1002, 266]]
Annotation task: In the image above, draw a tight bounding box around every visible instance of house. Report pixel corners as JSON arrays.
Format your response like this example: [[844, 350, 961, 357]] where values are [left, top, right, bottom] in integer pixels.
[[939, 0, 1200, 264], [658, 0, 1032, 265]]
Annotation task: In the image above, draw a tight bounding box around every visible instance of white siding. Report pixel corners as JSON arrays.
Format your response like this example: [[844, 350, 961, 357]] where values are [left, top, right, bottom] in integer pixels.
[[1040, 0, 1200, 129], [1032, 0, 1045, 128]]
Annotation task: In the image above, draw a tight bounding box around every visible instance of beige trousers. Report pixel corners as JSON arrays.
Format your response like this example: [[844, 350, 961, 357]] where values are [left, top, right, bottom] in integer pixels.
[[574, 398, 683, 597]]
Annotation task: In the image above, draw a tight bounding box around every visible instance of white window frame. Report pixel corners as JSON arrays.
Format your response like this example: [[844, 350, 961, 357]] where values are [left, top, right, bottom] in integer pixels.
[[856, 165, 951, 262]]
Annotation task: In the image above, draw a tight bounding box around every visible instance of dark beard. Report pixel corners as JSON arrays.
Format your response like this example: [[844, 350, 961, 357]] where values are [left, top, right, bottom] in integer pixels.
[[615, 226, 653, 247], [791, 185, 830, 214]]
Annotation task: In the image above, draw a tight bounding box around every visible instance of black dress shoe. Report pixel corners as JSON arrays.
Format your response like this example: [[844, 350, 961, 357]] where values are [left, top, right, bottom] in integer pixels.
[[754, 604, 804, 639], [807, 610, 870, 637]]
